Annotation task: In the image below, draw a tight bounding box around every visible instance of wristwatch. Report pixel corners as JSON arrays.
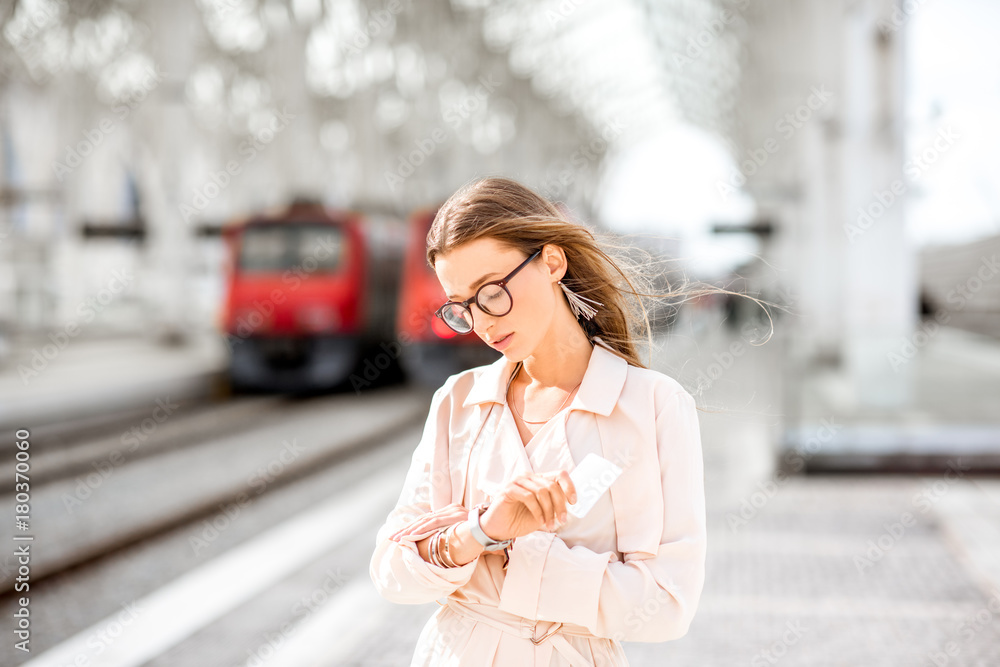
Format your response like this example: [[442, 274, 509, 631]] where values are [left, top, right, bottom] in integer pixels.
[[467, 502, 513, 551]]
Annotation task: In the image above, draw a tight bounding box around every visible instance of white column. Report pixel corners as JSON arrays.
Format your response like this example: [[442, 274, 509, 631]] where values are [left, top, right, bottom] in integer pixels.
[[839, 0, 916, 409]]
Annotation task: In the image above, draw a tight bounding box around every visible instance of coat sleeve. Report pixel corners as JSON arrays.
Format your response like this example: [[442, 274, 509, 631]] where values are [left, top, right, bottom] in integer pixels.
[[369, 382, 483, 605], [495, 389, 707, 642]]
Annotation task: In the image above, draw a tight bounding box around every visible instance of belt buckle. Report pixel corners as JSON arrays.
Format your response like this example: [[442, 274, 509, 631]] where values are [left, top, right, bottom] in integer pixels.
[[529, 621, 563, 645]]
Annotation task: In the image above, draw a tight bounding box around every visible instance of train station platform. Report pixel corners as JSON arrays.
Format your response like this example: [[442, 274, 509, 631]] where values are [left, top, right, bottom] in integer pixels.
[[265, 315, 1000, 666], [0, 328, 230, 437], [348, 315, 1000, 666], [663, 306, 1000, 474], [643, 315, 1000, 665], [791, 324, 1000, 470], [8, 313, 999, 666]]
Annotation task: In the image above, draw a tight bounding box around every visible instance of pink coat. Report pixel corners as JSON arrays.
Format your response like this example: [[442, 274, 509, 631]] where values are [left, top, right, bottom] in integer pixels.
[[369, 337, 707, 666]]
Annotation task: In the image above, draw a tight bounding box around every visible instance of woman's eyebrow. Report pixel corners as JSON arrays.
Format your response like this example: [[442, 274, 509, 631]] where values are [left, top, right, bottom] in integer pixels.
[[447, 271, 502, 299]]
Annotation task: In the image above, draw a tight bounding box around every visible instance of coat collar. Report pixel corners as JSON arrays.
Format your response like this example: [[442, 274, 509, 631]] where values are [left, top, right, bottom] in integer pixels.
[[461, 336, 628, 416]]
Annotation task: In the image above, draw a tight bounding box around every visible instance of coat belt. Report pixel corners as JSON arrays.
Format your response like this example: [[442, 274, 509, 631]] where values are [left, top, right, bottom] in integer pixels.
[[442, 597, 595, 666]]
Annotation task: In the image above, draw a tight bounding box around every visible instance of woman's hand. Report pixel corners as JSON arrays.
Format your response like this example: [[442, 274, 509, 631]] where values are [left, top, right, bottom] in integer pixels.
[[389, 502, 468, 543], [479, 470, 577, 541]]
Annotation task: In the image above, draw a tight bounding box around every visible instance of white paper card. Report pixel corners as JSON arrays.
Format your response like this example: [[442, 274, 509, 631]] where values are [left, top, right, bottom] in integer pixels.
[[566, 453, 623, 519]]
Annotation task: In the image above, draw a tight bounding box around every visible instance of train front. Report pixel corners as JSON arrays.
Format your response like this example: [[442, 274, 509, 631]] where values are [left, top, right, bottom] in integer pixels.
[[219, 204, 363, 393]]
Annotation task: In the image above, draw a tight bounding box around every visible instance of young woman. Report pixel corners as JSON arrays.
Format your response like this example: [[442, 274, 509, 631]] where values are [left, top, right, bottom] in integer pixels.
[[370, 177, 714, 666]]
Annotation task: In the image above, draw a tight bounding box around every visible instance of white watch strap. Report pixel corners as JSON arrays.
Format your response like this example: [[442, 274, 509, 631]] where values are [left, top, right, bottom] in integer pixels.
[[467, 505, 511, 549]]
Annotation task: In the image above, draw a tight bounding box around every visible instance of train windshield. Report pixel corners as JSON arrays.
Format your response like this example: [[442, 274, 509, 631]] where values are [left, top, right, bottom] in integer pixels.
[[238, 222, 343, 273]]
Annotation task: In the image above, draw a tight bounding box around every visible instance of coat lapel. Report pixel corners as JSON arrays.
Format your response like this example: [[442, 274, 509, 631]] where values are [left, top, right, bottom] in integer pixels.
[[595, 393, 663, 561], [474, 405, 533, 501]]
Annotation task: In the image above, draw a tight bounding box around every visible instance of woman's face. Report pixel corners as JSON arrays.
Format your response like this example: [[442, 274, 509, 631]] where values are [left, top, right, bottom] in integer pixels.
[[434, 237, 558, 360]]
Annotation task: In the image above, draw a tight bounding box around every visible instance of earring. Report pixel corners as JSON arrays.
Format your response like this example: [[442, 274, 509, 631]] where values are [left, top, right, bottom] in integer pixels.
[[558, 281, 603, 321]]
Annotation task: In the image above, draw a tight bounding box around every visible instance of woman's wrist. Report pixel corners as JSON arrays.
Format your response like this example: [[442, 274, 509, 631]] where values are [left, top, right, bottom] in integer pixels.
[[448, 520, 486, 566], [478, 508, 506, 542], [415, 521, 484, 567]]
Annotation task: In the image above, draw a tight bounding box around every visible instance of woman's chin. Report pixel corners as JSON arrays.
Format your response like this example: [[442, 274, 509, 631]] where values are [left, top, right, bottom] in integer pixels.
[[499, 346, 524, 361]]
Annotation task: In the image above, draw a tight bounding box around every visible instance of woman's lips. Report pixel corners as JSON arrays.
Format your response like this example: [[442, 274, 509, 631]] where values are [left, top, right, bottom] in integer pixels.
[[492, 332, 513, 349]]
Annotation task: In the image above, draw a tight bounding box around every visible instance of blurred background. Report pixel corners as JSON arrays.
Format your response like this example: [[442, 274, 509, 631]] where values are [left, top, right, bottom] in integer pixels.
[[2, 0, 999, 665]]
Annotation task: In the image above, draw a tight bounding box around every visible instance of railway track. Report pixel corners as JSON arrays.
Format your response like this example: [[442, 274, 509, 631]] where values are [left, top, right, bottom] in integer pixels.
[[0, 385, 432, 591]]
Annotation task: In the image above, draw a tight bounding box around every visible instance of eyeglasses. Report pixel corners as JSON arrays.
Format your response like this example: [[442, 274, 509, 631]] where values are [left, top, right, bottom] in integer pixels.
[[434, 249, 542, 334]]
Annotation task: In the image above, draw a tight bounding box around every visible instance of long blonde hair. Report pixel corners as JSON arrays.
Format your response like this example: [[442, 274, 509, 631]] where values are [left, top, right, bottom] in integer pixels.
[[426, 176, 774, 370]]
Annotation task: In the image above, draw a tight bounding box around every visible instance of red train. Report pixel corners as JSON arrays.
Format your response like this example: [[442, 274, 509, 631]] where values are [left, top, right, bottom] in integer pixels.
[[217, 199, 496, 393], [394, 206, 500, 388]]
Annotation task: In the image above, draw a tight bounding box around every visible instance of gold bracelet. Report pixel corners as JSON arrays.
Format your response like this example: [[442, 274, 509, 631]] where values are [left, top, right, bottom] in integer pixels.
[[429, 527, 444, 567], [440, 523, 460, 567], [434, 526, 447, 567]]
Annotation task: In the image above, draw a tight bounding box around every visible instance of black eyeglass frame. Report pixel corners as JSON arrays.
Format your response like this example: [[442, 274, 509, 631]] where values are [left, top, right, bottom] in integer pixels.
[[434, 249, 542, 334]]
